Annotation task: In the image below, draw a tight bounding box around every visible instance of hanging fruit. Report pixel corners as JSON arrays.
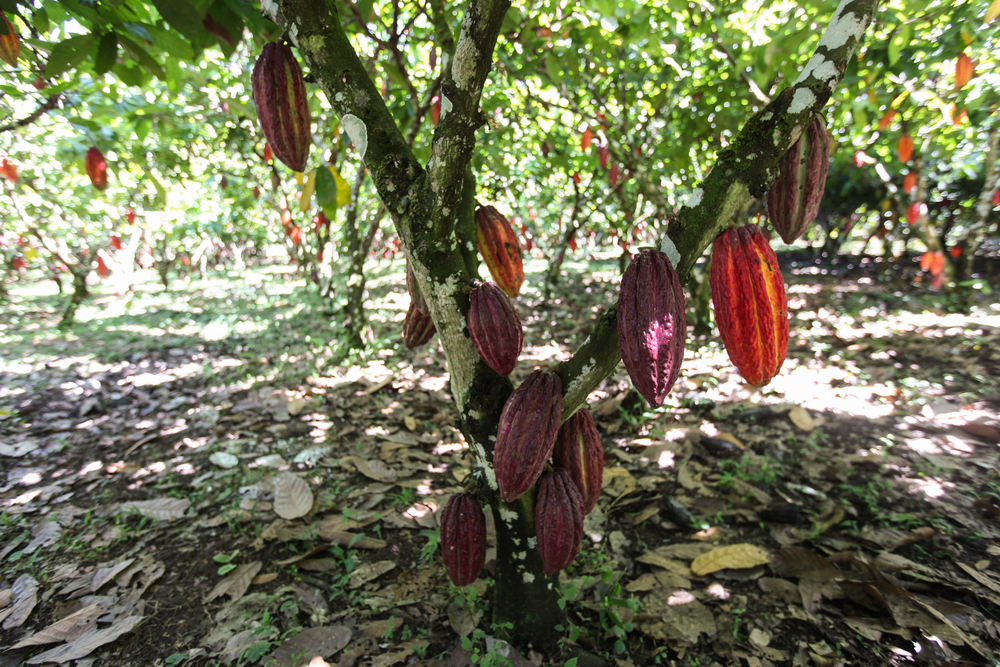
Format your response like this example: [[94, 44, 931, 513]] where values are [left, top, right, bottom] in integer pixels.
[[955, 53, 974, 90], [897, 134, 914, 164], [903, 172, 917, 194], [86, 147, 108, 191], [252, 42, 312, 172]]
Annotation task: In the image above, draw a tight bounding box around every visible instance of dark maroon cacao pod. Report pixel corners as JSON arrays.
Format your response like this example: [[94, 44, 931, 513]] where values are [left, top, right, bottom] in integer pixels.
[[439, 493, 487, 586], [252, 42, 312, 173], [402, 302, 435, 349], [468, 282, 523, 376], [405, 261, 428, 314], [553, 408, 603, 515], [493, 370, 563, 503], [766, 115, 830, 244], [536, 468, 585, 575], [616, 248, 686, 407]]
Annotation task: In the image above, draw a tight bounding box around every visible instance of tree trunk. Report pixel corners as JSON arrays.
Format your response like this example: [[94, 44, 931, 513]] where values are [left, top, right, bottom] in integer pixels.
[[59, 269, 89, 328]]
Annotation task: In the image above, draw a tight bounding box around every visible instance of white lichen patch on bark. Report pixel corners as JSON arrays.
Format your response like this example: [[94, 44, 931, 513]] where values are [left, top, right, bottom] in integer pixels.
[[659, 236, 680, 267], [564, 359, 597, 414], [794, 55, 840, 89], [527, 537, 537, 549], [260, 0, 279, 19], [499, 506, 518, 523], [515, 551, 526, 560], [472, 442, 497, 489], [818, 1, 867, 51], [523, 572, 535, 583], [452, 23, 478, 90], [789, 88, 816, 115], [762, 112, 773, 121], [440, 95, 454, 123], [342, 114, 368, 159], [681, 188, 704, 209]]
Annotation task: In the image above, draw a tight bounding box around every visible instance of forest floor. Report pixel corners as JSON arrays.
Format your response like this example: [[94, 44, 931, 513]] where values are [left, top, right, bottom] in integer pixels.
[[1, 255, 1000, 667]]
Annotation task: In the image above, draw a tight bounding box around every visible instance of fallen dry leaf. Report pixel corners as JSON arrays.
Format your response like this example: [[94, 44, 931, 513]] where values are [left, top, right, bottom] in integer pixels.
[[25, 615, 144, 664], [10, 603, 105, 649], [267, 625, 352, 667], [788, 406, 816, 431], [2, 574, 39, 630], [117, 498, 190, 521], [203, 562, 263, 603], [691, 544, 771, 576], [273, 472, 314, 520]]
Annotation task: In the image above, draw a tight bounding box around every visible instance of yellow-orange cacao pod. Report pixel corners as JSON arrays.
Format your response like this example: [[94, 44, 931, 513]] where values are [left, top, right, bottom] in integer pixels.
[[475, 205, 524, 297]]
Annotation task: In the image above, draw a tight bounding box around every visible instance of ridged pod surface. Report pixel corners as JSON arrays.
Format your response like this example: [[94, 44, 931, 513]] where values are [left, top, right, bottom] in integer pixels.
[[439, 493, 487, 586], [402, 302, 435, 349], [475, 205, 524, 297], [766, 115, 830, 244], [0, 11, 18, 67], [493, 370, 563, 502], [405, 261, 427, 314], [617, 248, 686, 407], [710, 224, 788, 387], [535, 468, 585, 575], [553, 408, 603, 515], [468, 282, 523, 376], [86, 147, 108, 191], [252, 42, 312, 173]]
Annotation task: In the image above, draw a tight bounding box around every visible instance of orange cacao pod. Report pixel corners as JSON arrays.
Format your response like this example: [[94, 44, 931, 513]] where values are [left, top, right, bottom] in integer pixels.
[[903, 172, 917, 194], [617, 248, 686, 407], [468, 281, 523, 376], [494, 370, 563, 503], [897, 134, 914, 164], [906, 202, 924, 224], [710, 224, 789, 387], [877, 109, 895, 132], [252, 42, 312, 173], [402, 302, 435, 349], [553, 408, 603, 515], [1, 157, 18, 184], [0, 11, 18, 67], [536, 468, 585, 575], [440, 493, 487, 586], [475, 205, 524, 297], [86, 147, 108, 191], [766, 115, 830, 244], [955, 53, 973, 90]]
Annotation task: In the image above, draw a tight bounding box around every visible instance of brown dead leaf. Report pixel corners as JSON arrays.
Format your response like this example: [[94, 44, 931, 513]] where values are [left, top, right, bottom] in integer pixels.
[[117, 498, 190, 521], [347, 560, 396, 588], [252, 573, 279, 585], [203, 562, 263, 603], [10, 603, 105, 649], [274, 472, 314, 520], [24, 615, 144, 664], [788, 406, 815, 432], [25, 520, 63, 554], [768, 546, 840, 581], [691, 544, 770, 576], [267, 626, 352, 667], [2, 574, 38, 630], [639, 588, 716, 645], [91, 559, 136, 593], [957, 422, 1000, 443]]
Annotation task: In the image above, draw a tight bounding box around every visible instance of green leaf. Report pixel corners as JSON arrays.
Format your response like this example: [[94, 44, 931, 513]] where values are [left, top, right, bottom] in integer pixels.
[[32, 7, 50, 34], [150, 0, 205, 40], [315, 165, 339, 217], [887, 24, 912, 67], [93, 32, 118, 76], [117, 33, 165, 80], [45, 33, 96, 79]]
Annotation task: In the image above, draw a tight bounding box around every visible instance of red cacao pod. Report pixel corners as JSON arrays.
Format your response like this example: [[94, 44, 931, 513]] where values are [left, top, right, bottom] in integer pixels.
[[616, 248, 686, 407], [439, 493, 487, 586], [405, 261, 428, 314], [906, 201, 924, 224], [252, 42, 312, 173], [86, 147, 108, 191], [0, 11, 19, 67], [955, 53, 973, 90], [494, 370, 563, 503], [710, 224, 789, 387], [111, 235, 123, 251], [402, 301, 435, 349], [553, 408, 603, 515], [766, 115, 830, 244], [897, 134, 914, 164], [1, 157, 17, 184], [475, 205, 524, 297], [263, 142, 273, 163], [535, 468, 585, 575], [903, 172, 917, 195], [468, 281, 523, 376]]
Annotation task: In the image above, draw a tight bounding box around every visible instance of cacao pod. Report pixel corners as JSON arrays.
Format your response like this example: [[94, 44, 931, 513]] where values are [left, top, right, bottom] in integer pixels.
[[907, 201, 924, 224], [263, 142, 273, 163], [766, 115, 830, 244], [202, 13, 234, 47], [552, 408, 603, 515], [405, 261, 428, 314], [877, 109, 895, 132], [903, 172, 917, 195], [710, 224, 788, 387], [535, 468, 585, 575], [0, 11, 18, 67], [1, 157, 17, 184], [617, 248, 686, 407], [468, 281, 523, 376], [86, 147, 108, 191], [252, 42, 312, 173], [897, 134, 914, 164], [402, 301, 435, 349], [955, 53, 973, 90], [475, 205, 524, 297], [439, 493, 487, 586], [494, 370, 563, 503]]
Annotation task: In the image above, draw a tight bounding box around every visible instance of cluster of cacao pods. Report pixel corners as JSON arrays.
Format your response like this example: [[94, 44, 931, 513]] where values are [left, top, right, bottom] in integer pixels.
[[86, 147, 108, 191], [475, 205, 524, 297], [252, 42, 312, 173]]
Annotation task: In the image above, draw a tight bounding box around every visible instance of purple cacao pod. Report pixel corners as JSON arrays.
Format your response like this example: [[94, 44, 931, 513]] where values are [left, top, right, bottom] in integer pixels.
[[493, 370, 563, 503], [468, 282, 523, 376], [252, 42, 312, 173], [402, 302, 435, 349], [536, 468, 585, 575], [766, 115, 830, 244], [406, 261, 428, 314], [616, 248, 686, 407], [553, 408, 603, 515], [440, 493, 487, 586]]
